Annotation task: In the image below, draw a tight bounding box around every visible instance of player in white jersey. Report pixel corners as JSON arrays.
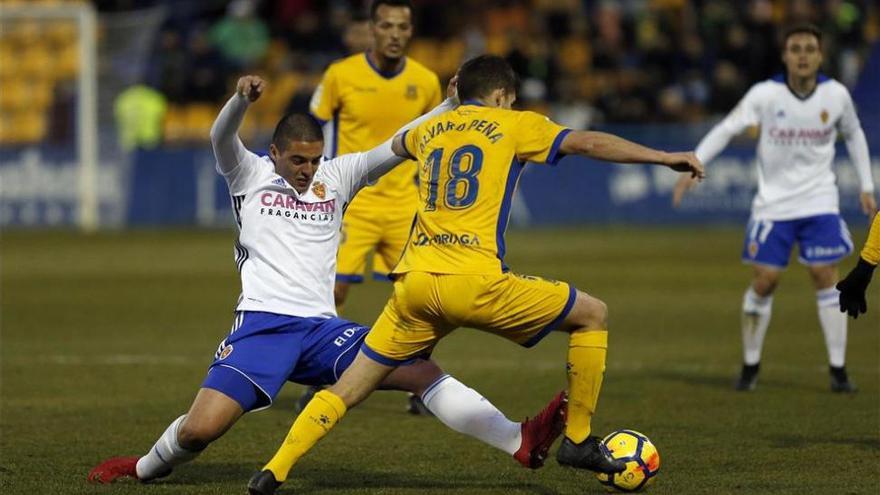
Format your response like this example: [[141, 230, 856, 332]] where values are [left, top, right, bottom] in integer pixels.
[[673, 24, 877, 392], [87, 76, 570, 484]]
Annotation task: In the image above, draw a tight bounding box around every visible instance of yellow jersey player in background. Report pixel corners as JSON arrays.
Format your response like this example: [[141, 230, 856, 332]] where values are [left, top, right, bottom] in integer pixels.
[[310, 0, 441, 303], [247, 55, 705, 494], [837, 212, 880, 318], [306, 0, 441, 416]]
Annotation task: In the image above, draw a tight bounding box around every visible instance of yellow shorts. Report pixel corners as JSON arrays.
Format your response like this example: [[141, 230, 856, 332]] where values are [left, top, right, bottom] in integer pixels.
[[336, 199, 414, 283], [362, 271, 576, 364]]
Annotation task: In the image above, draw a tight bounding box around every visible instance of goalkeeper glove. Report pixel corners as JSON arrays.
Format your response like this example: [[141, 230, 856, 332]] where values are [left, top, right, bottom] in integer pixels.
[[836, 257, 876, 319]]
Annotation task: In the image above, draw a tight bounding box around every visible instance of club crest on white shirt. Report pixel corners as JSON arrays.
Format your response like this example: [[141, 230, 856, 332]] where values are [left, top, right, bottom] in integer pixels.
[[311, 181, 326, 199]]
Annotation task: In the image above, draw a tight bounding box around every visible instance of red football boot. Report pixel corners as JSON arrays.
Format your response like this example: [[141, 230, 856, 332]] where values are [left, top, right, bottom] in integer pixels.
[[87, 456, 140, 484], [513, 390, 567, 469]]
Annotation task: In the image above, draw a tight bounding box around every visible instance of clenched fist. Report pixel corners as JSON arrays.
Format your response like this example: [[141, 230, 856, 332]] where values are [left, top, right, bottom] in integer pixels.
[[237, 75, 266, 102]]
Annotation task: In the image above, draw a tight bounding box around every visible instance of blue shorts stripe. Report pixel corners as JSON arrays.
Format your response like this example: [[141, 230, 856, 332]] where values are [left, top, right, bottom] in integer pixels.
[[336, 273, 365, 283], [372, 272, 392, 282], [522, 283, 577, 348], [360, 342, 414, 366], [203, 364, 263, 412]]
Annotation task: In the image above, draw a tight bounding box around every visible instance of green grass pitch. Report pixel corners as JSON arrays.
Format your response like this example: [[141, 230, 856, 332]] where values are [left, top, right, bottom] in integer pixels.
[[2, 227, 878, 494]]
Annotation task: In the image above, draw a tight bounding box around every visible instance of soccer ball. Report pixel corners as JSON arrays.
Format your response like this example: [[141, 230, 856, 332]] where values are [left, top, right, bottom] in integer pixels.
[[595, 430, 660, 492]]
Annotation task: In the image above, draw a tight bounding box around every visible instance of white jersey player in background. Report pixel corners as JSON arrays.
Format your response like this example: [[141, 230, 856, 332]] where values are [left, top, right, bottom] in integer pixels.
[[673, 24, 876, 392]]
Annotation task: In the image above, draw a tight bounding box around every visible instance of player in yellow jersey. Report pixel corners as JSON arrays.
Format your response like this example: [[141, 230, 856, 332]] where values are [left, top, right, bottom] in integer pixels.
[[310, 0, 442, 304], [247, 55, 705, 494], [306, 0, 442, 415], [837, 212, 880, 318]]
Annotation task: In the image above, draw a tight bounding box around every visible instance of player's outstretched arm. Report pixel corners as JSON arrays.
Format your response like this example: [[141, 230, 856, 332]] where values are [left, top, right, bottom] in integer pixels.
[[324, 77, 459, 201], [210, 75, 265, 174], [558, 130, 705, 179], [837, 213, 880, 318], [363, 78, 459, 181], [672, 85, 763, 207], [362, 95, 456, 179], [671, 122, 741, 206]]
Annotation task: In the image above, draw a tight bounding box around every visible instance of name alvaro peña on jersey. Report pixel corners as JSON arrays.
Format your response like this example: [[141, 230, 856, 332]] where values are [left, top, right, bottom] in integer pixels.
[[259, 191, 337, 222]]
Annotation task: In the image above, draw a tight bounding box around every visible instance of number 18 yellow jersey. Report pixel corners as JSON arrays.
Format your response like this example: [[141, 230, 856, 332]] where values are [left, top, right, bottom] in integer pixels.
[[396, 102, 571, 275]]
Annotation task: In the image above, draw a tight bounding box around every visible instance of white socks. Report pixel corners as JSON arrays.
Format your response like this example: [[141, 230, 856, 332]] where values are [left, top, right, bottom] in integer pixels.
[[741, 285, 848, 368], [421, 375, 522, 455], [817, 287, 847, 368], [741, 287, 773, 365], [135, 415, 201, 481]]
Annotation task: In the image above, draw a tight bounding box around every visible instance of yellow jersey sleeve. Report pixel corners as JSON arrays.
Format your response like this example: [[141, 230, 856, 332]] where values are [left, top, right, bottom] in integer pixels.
[[861, 213, 880, 265], [512, 111, 571, 165], [403, 123, 423, 161], [310, 65, 339, 122]]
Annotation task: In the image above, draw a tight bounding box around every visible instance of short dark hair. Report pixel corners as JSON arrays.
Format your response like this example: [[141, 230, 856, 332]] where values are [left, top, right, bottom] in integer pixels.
[[370, 0, 413, 21], [272, 113, 323, 149], [782, 23, 822, 48], [456, 55, 518, 102]]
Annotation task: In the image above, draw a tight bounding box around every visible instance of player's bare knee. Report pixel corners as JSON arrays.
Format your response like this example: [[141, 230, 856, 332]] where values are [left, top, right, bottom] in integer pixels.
[[563, 291, 608, 331], [386, 359, 444, 396], [807, 264, 838, 290], [751, 276, 778, 297], [751, 266, 781, 296], [176, 419, 218, 451]]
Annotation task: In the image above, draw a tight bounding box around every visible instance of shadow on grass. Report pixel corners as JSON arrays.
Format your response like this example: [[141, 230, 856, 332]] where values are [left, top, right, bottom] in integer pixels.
[[158, 462, 259, 485], [161, 462, 566, 494]]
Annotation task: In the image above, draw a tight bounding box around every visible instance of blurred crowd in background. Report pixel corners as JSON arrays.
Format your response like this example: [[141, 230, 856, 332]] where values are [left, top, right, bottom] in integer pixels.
[[1, 0, 878, 148]]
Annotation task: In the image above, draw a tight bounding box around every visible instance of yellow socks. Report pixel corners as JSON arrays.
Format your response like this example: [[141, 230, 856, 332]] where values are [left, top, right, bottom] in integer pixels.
[[263, 390, 347, 482], [565, 330, 608, 444]]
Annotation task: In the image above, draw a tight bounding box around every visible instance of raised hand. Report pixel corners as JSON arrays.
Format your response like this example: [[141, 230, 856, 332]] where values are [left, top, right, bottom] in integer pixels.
[[236, 75, 266, 102]]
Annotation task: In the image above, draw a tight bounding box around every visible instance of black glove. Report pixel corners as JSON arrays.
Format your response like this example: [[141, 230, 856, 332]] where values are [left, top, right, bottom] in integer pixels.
[[836, 257, 876, 319]]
